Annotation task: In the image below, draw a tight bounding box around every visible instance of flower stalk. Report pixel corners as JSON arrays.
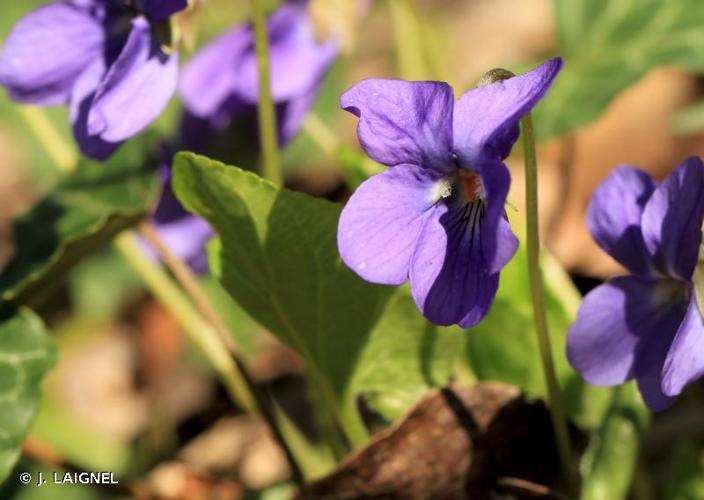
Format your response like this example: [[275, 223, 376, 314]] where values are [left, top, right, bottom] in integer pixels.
[[250, 0, 283, 185], [521, 113, 577, 491], [114, 232, 256, 409], [388, 0, 427, 80], [17, 97, 316, 485], [17, 106, 77, 174], [122, 227, 309, 484], [303, 112, 383, 188]]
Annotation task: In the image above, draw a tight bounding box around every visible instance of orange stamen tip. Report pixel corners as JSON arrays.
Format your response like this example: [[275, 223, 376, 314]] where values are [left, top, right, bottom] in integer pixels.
[[461, 172, 480, 202]]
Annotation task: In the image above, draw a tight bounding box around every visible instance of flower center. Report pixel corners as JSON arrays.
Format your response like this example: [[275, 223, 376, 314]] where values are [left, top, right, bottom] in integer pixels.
[[427, 170, 487, 249], [652, 278, 689, 313], [429, 170, 486, 205], [459, 170, 485, 203]]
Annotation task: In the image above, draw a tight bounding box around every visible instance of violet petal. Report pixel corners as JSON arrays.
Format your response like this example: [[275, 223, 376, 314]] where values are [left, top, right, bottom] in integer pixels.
[[0, 3, 104, 105], [70, 59, 121, 159], [340, 79, 455, 170], [641, 156, 704, 280], [567, 276, 684, 399], [152, 215, 214, 274], [87, 17, 178, 142], [452, 57, 562, 166], [662, 290, 704, 397], [338, 163, 444, 285], [180, 27, 251, 118], [409, 200, 499, 328], [636, 370, 676, 412], [479, 160, 518, 275], [587, 165, 656, 276]]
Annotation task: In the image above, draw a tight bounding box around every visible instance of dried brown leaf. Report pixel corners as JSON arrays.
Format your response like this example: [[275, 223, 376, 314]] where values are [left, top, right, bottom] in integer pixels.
[[297, 382, 568, 500]]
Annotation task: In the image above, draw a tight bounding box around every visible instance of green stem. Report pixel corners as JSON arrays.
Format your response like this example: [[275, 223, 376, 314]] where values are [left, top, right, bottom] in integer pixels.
[[306, 363, 367, 459], [340, 396, 368, 448], [521, 114, 577, 493], [114, 231, 258, 413], [309, 380, 349, 461], [117, 231, 328, 480], [272, 403, 336, 478], [138, 222, 242, 358], [17, 106, 77, 174], [302, 113, 383, 189], [302, 113, 338, 156], [250, 0, 282, 185], [388, 0, 427, 80], [17, 100, 253, 406], [138, 222, 306, 484]]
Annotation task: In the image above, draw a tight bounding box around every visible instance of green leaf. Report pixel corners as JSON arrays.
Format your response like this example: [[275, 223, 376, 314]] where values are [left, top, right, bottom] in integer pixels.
[[535, 0, 704, 137], [0, 308, 56, 483], [580, 385, 646, 500], [173, 153, 465, 435], [173, 152, 393, 441], [0, 140, 159, 304], [199, 276, 263, 357], [466, 230, 575, 392], [351, 288, 465, 419], [465, 218, 610, 425]]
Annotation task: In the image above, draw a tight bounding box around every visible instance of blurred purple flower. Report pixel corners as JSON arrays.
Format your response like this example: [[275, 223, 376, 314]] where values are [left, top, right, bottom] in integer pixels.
[[568, 158, 704, 411], [179, 0, 338, 146], [0, 0, 187, 159], [337, 58, 562, 327], [155, 0, 338, 273], [150, 157, 213, 274]]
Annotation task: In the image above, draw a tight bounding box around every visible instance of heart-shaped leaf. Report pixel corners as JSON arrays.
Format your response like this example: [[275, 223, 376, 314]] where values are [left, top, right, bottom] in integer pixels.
[[174, 152, 392, 440], [173, 152, 464, 438], [0, 308, 56, 483], [351, 289, 464, 419]]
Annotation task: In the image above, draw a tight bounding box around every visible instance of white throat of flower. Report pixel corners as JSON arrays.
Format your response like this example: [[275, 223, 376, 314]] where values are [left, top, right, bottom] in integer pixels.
[[429, 170, 486, 205]]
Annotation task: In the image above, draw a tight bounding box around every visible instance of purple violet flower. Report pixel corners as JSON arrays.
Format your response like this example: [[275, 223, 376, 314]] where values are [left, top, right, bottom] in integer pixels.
[[179, 0, 338, 146], [337, 58, 562, 327], [567, 158, 704, 411], [0, 0, 187, 159]]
